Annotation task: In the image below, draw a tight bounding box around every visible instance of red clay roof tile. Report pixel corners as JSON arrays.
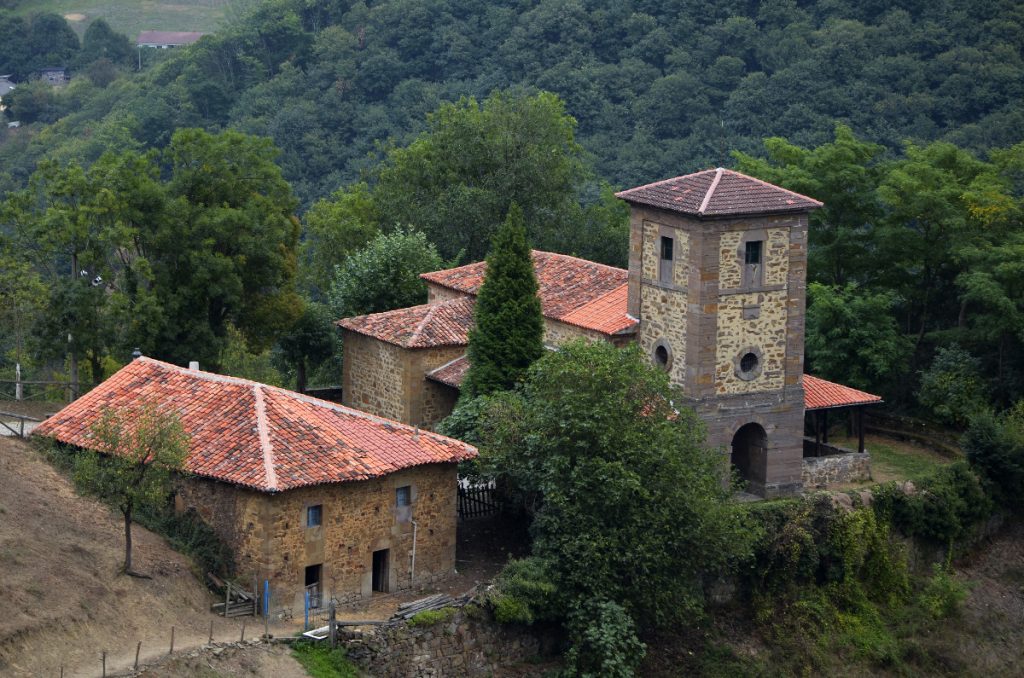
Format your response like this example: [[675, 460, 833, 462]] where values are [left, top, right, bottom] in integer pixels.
[[615, 168, 822, 217], [337, 298, 475, 348], [34, 358, 476, 492], [426, 355, 470, 389], [804, 374, 882, 410]]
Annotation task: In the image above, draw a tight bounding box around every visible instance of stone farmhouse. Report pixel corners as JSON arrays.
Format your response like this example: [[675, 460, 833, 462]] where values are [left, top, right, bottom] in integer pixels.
[[35, 357, 476, 609], [338, 168, 881, 497]]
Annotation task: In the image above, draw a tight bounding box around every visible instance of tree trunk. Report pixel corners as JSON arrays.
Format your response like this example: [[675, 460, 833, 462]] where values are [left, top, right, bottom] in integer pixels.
[[69, 254, 79, 401], [123, 506, 133, 574], [297, 358, 307, 394]]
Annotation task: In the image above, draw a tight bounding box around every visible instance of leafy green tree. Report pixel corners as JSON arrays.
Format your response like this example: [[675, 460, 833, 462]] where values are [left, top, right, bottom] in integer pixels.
[[805, 282, 912, 395], [300, 182, 379, 297], [152, 128, 303, 368], [25, 13, 79, 72], [78, 18, 133, 68], [918, 346, 989, 428], [74, 403, 189, 576], [462, 203, 544, 399], [734, 124, 886, 286], [478, 341, 749, 634], [328, 228, 444, 319], [277, 302, 337, 393], [371, 90, 594, 261], [963, 403, 1024, 510]]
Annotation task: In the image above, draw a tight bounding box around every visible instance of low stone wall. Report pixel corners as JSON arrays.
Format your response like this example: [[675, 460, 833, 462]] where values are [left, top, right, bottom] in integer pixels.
[[346, 605, 549, 677], [801, 450, 871, 488]]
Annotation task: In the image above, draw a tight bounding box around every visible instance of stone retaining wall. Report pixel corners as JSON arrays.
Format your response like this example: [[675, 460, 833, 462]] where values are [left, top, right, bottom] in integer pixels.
[[346, 605, 549, 677], [801, 450, 871, 488]]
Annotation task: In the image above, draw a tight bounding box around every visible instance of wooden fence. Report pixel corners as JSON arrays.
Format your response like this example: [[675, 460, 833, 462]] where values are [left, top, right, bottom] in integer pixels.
[[458, 485, 500, 519]]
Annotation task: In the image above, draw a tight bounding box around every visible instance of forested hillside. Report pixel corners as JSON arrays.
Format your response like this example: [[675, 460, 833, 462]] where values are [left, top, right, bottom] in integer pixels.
[[1, 0, 1024, 419], [2, 0, 1022, 204]]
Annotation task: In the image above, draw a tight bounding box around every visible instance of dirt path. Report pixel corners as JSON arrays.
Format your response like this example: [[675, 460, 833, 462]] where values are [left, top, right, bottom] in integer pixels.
[[0, 437, 302, 678]]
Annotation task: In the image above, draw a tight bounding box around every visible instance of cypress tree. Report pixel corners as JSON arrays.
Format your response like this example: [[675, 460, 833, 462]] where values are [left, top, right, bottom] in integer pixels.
[[462, 203, 544, 398]]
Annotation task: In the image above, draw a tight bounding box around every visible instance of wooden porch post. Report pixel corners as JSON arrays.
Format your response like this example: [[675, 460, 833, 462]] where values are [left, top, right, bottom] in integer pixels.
[[814, 410, 822, 457], [822, 409, 829, 444], [858, 408, 865, 454]]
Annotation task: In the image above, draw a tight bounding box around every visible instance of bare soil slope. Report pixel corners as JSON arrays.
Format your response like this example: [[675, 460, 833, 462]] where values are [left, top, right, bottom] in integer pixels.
[[0, 437, 280, 677]]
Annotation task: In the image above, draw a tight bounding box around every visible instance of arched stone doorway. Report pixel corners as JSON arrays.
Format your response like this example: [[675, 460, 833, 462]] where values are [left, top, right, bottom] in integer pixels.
[[731, 423, 767, 490]]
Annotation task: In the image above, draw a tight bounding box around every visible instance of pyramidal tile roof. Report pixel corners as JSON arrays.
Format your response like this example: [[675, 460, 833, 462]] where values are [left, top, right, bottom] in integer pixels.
[[337, 297, 475, 348], [615, 168, 823, 217], [804, 374, 882, 410], [34, 358, 476, 492]]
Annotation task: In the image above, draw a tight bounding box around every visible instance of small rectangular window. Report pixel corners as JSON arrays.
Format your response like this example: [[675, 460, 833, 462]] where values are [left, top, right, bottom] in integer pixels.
[[396, 486, 411, 507], [306, 504, 322, 528], [745, 240, 762, 265], [659, 236, 674, 284], [660, 236, 674, 262]]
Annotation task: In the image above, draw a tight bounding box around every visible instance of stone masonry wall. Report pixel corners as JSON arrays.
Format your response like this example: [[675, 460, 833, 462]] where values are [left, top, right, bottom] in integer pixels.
[[714, 290, 788, 395], [342, 331, 408, 422], [425, 284, 471, 304], [182, 463, 459, 612], [347, 605, 547, 677], [407, 346, 466, 428], [637, 219, 690, 387], [802, 451, 872, 488]]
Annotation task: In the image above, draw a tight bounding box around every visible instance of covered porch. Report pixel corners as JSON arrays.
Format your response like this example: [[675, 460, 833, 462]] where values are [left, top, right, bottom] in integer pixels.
[[803, 374, 882, 457]]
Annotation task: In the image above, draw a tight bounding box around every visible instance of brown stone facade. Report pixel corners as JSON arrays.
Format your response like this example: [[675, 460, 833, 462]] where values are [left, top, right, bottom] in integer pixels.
[[627, 205, 809, 496], [342, 330, 465, 429], [178, 462, 459, 610]]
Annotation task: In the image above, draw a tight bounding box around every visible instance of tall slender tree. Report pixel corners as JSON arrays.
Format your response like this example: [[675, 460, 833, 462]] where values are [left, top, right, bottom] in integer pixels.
[[461, 203, 544, 399]]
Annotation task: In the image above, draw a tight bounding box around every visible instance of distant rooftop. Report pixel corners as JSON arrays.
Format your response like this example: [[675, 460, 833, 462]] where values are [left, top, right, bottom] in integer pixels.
[[137, 31, 206, 46], [616, 168, 823, 218]]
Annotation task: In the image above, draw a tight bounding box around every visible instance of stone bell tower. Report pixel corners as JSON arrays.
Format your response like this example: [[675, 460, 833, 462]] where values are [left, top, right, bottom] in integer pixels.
[[616, 168, 822, 497]]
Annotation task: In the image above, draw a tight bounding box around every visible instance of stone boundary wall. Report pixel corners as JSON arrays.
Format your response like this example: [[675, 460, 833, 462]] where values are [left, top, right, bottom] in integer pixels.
[[346, 605, 549, 677], [801, 450, 871, 488]]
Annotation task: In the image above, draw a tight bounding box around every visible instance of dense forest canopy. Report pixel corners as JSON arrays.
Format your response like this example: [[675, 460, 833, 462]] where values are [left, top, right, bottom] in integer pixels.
[[1, 0, 1023, 421], [1, 0, 1022, 204]]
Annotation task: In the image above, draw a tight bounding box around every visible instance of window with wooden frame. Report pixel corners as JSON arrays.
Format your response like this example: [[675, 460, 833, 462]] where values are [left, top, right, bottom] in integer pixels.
[[659, 235, 674, 283]]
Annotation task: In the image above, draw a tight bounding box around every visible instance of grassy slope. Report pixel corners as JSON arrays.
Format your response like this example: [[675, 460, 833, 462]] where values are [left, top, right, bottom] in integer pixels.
[[13, 0, 235, 38], [0, 436, 253, 677]]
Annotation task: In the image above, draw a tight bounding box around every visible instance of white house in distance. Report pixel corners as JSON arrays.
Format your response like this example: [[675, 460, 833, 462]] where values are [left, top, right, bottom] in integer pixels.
[[0, 75, 15, 113], [137, 31, 206, 48]]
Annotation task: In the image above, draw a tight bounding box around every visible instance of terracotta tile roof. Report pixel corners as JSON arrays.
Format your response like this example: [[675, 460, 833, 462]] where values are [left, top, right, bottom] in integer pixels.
[[426, 355, 470, 388], [615, 168, 823, 218], [418, 250, 637, 337], [34, 358, 476, 492], [804, 374, 882, 410], [337, 298, 475, 348]]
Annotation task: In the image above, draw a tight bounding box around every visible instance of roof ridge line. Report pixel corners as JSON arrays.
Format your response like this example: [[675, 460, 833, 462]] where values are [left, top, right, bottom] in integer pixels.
[[613, 168, 715, 197], [698, 167, 724, 215], [410, 302, 439, 345], [252, 384, 278, 491], [723, 168, 824, 207]]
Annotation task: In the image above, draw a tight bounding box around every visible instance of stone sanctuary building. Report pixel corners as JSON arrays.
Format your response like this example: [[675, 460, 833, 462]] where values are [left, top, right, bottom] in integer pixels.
[[35, 357, 476, 608], [338, 168, 881, 497]]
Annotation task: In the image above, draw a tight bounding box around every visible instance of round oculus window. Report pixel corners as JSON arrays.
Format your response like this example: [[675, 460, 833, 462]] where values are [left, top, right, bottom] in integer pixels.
[[740, 352, 759, 374], [652, 339, 673, 371]]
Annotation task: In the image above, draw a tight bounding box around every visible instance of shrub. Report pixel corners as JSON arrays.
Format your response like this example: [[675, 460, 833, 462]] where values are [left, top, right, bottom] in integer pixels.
[[917, 346, 988, 428], [917, 563, 968, 620], [562, 599, 646, 678], [408, 606, 456, 627], [963, 406, 1024, 510], [490, 556, 559, 625], [871, 462, 993, 544]]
